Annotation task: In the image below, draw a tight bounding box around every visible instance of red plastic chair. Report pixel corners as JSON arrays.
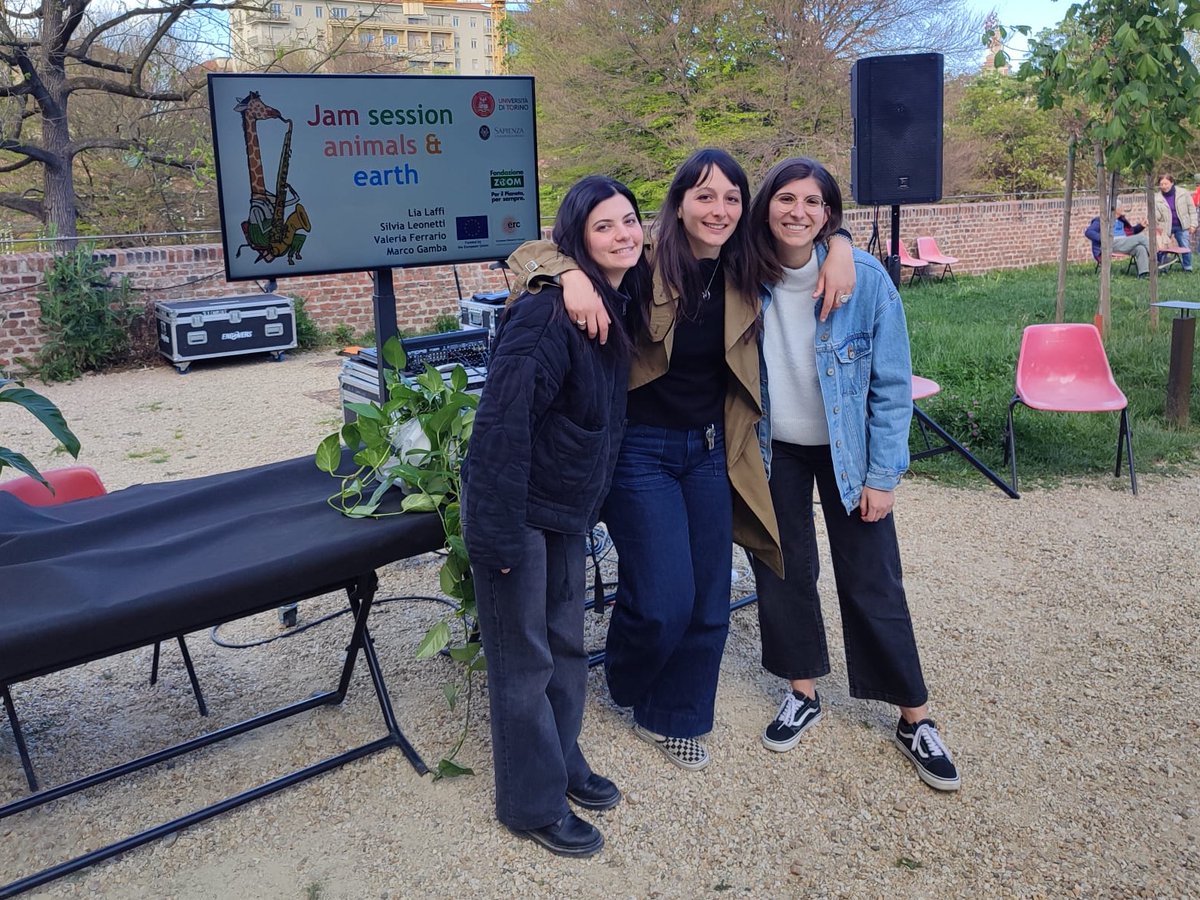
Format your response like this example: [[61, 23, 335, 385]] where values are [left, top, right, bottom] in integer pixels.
[[916, 237, 958, 282], [1004, 324, 1136, 494], [0, 465, 105, 505], [0, 467, 208, 762], [897, 244, 930, 286]]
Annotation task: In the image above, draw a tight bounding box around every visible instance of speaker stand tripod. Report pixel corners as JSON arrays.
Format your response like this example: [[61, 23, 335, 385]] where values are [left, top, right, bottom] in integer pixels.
[[887, 204, 903, 288], [865, 206, 903, 289]]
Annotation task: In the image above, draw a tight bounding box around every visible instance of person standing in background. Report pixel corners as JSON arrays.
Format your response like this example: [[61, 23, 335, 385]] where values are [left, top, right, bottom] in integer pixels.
[[1155, 174, 1195, 272]]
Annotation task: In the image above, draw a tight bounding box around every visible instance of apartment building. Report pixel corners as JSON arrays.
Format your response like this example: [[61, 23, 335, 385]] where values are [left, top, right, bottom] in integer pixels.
[[230, 1, 506, 75]]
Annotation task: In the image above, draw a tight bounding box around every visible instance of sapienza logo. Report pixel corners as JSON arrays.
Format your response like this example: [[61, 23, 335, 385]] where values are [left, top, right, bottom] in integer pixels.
[[478, 125, 491, 140], [471, 91, 495, 118], [221, 331, 253, 341]]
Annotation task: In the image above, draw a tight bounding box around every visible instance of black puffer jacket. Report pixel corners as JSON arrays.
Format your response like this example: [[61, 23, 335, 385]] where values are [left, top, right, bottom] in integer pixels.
[[462, 287, 629, 570]]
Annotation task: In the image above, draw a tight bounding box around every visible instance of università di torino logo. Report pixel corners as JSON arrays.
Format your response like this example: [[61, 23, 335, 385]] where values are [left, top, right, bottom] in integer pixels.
[[471, 91, 495, 118]]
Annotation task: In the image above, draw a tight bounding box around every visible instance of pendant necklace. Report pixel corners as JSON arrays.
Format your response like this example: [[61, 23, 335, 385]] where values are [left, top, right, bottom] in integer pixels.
[[700, 253, 722, 302]]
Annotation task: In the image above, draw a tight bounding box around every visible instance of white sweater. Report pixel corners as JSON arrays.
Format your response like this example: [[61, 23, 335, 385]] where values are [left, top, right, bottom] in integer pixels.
[[762, 258, 829, 445]]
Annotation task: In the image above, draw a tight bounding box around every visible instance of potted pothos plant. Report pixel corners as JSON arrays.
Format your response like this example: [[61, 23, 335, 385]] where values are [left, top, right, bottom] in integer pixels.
[[315, 336, 482, 779], [1, 377, 81, 485]]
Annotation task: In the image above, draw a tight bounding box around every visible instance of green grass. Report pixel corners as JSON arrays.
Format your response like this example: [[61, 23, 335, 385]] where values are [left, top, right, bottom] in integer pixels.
[[902, 262, 1200, 490]]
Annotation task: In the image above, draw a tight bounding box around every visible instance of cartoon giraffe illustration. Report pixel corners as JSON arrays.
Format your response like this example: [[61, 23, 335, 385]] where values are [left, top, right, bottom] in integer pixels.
[[235, 92, 284, 202], [233, 92, 310, 265]]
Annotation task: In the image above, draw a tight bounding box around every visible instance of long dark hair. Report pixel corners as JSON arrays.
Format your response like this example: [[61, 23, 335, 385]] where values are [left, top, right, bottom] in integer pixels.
[[748, 157, 843, 287], [654, 148, 758, 321], [551, 175, 651, 351]]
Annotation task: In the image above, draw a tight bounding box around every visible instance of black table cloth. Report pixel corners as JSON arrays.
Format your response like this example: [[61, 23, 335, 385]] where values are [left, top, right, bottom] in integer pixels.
[[0, 453, 445, 685]]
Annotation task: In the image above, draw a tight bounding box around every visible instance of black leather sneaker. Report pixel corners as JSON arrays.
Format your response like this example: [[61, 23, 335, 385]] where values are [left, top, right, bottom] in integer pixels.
[[567, 773, 621, 811], [509, 812, 604, 858]]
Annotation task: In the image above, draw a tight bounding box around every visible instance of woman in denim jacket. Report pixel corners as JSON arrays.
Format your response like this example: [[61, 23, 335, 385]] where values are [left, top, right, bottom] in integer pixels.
[[746, 157, 960, 792]]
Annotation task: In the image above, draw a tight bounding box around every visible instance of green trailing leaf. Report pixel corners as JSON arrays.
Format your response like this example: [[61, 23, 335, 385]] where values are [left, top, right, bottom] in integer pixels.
[[345, 401, 384, 421], [381, 335, 407, 370], [401, 492, 439, 513], [439, 562, 460, 596], [433, 758, 474, 780], [448, 642, 481, 663], [443, 683, 459, 710], [416, 620, 453, 659], [315, 433, 342, 473]]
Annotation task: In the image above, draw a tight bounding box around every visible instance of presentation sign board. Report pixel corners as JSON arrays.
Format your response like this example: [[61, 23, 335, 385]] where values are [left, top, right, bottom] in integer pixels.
[[208, 73, 539, 281]]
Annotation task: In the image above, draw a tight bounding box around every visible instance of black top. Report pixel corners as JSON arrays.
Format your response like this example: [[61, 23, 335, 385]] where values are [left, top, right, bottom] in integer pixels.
[[627, 257, 727, 429], [462, 287, 630, 570]]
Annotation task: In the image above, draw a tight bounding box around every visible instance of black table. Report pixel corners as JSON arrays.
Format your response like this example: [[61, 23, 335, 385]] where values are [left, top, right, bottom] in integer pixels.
[[0, 452, 445, 898]]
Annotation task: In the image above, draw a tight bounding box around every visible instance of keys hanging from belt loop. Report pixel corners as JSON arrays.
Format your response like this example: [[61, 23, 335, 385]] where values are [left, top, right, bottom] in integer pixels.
[[704, 423, 716, 451]]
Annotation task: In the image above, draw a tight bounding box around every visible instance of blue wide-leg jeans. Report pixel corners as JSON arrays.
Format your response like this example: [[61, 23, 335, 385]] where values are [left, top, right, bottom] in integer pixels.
[[1170, 226, 1193, 271], [472, 526, 593, 830], [601, 422, 733, 738]]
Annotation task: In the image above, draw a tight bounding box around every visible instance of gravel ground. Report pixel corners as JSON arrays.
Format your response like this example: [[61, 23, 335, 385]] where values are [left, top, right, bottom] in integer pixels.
[[1, 351, 1198, 899]]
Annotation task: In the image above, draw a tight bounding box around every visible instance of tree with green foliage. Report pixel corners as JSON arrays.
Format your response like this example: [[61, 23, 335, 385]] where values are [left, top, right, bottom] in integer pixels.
[[1013, 0, 1200, 333], [0, 0, 261, 243], [510, 0, 983, 211], [951, 71, 1069, 195]]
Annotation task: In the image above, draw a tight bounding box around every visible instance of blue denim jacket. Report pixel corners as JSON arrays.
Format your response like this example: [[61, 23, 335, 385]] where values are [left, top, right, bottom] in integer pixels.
[[759, 245, 913, 513]]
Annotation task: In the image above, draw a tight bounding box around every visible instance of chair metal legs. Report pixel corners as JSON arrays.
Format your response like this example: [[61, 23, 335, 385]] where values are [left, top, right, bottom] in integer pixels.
[[1005, 398, 1137, 495], [1004, 396, 1021, 493], [1115, 408, 1138, 494]]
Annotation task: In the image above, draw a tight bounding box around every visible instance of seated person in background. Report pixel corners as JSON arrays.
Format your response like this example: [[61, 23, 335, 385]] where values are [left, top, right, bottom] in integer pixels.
[[1084, 205, 1150, 277]]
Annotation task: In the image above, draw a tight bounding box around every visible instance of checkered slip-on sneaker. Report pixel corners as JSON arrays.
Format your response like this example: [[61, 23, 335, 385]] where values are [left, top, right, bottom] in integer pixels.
[[762, 690, 823, 752], [894, 717, 961, 791], [633, 723, 710, 770]]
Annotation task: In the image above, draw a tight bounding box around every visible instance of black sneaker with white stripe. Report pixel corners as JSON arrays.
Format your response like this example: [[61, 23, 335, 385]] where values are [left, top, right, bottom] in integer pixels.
[[762, 690, 823, 752], [894, 717, 960, 791]]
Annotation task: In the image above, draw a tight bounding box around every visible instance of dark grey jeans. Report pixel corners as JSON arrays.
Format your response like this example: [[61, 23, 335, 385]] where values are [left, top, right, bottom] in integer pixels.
[[752, 441, 929, 708], [472, 526, 593, 830]]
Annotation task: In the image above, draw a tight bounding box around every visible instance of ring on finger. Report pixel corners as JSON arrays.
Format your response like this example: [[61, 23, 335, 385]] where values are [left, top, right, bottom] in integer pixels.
[[575, 318, 587, 328]]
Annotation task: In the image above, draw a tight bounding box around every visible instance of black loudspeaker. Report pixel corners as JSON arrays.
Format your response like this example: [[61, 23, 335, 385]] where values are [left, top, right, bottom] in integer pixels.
[[851, 53, 944, 206]]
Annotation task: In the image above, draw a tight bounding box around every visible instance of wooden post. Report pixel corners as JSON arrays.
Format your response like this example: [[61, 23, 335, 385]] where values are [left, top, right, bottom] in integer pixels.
[[1165, 315, 1195, 427]]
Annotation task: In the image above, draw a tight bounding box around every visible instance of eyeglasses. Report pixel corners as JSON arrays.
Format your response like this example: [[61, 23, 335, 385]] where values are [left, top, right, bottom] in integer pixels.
[[774, 194, 828, 213]]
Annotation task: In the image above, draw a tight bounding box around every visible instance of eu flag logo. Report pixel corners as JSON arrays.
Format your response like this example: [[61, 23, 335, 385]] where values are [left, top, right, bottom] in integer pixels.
[[456, 215, 489, 240]]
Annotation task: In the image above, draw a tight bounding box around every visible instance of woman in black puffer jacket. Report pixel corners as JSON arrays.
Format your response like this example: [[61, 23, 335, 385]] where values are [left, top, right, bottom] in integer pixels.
[[462, 175, 650, 859]]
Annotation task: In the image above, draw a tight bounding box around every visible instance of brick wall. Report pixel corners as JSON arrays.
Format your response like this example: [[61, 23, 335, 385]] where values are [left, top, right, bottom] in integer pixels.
[[0, 194, 1132, 368]]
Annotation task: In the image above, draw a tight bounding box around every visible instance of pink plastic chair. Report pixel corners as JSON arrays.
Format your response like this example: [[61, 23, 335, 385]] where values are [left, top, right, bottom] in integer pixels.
[[1004, 324, 1136, 494], [897, 243, 930, 285], [916, 237, 959, 282]]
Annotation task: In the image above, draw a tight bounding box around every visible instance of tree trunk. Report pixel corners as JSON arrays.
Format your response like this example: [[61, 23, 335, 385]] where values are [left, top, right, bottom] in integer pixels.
[[1097, 146, 1111, 337], [1056, 135, 1076, 323], [39, 62, 79, 247]]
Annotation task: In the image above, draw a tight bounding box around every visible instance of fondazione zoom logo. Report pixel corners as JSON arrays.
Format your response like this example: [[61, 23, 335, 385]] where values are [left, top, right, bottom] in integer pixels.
[[490, 170, 525, 189]]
